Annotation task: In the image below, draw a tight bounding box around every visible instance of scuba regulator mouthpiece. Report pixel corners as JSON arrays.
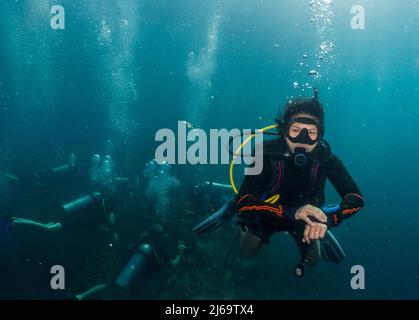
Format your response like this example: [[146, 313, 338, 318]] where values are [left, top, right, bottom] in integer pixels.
[[293, 147, 308, 166]]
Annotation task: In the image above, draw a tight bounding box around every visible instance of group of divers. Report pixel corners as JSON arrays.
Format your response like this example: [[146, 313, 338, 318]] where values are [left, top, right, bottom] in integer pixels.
[[0, 91, 365, 299], [0, 149, 191, 299]]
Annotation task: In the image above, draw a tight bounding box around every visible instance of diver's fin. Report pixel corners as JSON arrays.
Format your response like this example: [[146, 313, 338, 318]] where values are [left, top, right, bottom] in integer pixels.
[[0, 216, 12, 242], [192, 199, 237, 236], [3, 172, 45, 187], [3, 172, 21, 181], [320, 231, 346, 264]]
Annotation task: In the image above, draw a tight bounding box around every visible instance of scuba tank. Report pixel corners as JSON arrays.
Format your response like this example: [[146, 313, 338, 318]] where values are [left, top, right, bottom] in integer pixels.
[[61, 192, 102, 215], [114, 225, 163, 290], [114, 243, 155, 289]]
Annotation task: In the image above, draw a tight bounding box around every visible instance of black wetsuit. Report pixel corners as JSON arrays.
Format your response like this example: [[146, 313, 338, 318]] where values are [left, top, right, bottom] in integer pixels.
[[235, 137, 365, 243]]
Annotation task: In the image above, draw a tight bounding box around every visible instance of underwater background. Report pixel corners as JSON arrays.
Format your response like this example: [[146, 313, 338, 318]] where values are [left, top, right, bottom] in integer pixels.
[[0, 0, 418, 299]]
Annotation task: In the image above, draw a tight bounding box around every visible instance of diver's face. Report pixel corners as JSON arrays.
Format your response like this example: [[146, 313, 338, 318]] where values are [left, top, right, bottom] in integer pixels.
[[285, 113, 319, 153]]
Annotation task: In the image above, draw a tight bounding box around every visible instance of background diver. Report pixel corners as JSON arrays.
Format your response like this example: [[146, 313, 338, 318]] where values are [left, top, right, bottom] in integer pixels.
[[194, 90, 364, 276], [2, 152, 79, 189], [74, 224, 186, 300], [0, 153, 133, 241]]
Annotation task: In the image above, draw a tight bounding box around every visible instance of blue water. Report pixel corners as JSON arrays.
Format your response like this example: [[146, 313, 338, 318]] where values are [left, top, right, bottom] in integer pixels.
[[0, 0, 418, 299]]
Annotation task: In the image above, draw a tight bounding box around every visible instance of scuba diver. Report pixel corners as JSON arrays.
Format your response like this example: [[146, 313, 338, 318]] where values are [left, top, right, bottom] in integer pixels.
[[75, 224, 186, 300], [2, 140, 127, 191], [194, 90, 364, 277], [2, 153, 79, 188], [8, 191, 117, 235], [0, 153, 129, 241]]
